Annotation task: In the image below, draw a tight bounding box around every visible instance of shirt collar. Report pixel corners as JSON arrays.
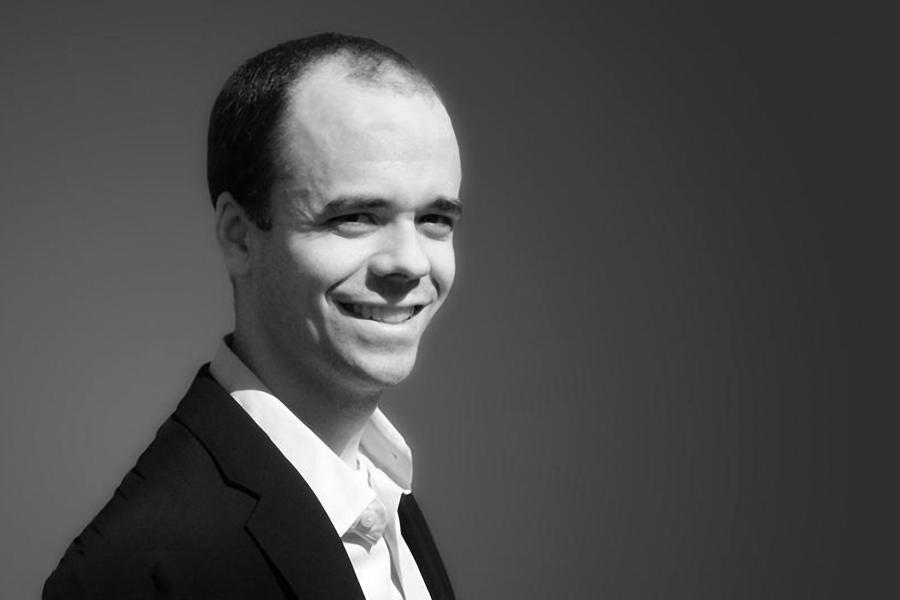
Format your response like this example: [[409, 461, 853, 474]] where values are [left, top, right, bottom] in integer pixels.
[[208, 339, 413, 535]]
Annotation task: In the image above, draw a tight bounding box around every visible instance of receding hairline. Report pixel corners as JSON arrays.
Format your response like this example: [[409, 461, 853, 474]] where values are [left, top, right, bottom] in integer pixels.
[[271, 53, 452, 174], [288, 50, 441, 102]]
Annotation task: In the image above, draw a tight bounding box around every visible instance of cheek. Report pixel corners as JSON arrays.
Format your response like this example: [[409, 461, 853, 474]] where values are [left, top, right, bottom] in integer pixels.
[[428, 242, 456, 295], [285, 236, 369, 291]]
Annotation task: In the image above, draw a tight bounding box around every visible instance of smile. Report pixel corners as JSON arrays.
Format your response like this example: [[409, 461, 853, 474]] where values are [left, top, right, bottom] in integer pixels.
[[338, 303, 425, 324]]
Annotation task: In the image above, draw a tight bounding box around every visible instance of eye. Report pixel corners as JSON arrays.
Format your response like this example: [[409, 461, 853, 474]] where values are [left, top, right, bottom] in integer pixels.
[[330, 213, 377, 236], [418, 214, 456, 239]]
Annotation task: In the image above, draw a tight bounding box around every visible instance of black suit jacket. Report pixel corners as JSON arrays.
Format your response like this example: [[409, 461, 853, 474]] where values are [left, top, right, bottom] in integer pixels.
[[44, 367, 454, 599]]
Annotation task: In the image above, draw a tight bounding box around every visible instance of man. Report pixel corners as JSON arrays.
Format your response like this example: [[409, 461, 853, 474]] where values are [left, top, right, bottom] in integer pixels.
[[44, 32, 461, 599]]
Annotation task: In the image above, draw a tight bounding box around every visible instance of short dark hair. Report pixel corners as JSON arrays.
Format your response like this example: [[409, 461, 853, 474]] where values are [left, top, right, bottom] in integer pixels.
[[207, 32, 436, 230]]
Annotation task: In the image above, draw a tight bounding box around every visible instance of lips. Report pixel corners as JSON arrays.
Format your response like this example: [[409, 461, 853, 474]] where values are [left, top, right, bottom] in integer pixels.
[[338, 303, 424, 324]]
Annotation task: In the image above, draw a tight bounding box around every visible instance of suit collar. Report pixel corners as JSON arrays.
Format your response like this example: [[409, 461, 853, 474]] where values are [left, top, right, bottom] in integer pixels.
[[209, 341, 383, 537], [209, 338, 414, 490], [174, 366, 365, 599]]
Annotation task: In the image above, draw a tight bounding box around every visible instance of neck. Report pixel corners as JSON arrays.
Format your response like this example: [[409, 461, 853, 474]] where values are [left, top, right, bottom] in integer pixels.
[[230, 330, 381, 467]]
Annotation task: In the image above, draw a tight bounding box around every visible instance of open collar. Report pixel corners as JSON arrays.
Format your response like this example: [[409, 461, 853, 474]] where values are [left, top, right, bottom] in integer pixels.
[[209, 341, 414, 533], [174, 367, 366, 599]]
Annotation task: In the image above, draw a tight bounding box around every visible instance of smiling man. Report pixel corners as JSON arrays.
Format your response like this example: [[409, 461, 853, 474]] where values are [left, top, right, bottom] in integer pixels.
[[44, 34, 460, 600]]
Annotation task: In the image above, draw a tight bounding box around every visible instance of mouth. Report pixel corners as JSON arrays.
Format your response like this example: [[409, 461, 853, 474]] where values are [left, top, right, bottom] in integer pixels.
[[337, 302, 426, 324]]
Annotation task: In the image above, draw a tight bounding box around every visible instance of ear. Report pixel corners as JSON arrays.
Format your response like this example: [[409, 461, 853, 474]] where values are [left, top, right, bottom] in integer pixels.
[[215, 192, 256, 278]]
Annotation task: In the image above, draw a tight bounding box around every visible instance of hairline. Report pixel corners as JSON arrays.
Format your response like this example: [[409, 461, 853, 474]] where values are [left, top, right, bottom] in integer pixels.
[[268, 54, 446, 198]]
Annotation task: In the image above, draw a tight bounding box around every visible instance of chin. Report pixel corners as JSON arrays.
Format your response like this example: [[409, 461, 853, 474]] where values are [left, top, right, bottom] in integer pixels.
[[343, 348, 419, 391]]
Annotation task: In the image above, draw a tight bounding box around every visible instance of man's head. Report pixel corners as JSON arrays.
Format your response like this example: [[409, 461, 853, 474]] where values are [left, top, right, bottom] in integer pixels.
[[210, 34, 462, 398]]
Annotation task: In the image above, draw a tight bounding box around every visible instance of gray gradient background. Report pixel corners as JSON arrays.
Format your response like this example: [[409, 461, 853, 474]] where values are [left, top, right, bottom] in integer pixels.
[[1, 1, 886, 598]]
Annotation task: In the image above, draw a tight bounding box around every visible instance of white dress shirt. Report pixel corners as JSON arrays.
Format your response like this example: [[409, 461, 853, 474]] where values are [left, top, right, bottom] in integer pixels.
[[209, 341, 432, 600]]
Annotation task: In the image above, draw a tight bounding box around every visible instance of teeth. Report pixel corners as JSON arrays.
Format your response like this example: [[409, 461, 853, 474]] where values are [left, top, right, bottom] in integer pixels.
[[346, 304, 416, 324]]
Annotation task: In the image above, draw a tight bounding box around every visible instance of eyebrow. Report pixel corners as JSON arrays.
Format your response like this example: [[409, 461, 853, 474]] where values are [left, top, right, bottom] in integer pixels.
[[319, 196, 463, 219], [431, 197, 464, 218]]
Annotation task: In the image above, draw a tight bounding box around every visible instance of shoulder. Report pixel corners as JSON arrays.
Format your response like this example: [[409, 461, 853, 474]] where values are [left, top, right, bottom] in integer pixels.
[[43, 416, 258, 599]]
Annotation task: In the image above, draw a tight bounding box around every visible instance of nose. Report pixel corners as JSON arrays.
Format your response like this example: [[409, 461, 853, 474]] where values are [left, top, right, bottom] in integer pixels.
[[368, 221, 430, 281]]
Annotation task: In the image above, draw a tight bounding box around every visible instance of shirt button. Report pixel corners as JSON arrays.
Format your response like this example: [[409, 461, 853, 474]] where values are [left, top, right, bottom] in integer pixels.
[[349, 499, 388, 547]]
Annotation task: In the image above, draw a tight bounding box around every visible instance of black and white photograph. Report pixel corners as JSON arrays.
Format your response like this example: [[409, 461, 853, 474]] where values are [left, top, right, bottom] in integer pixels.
[[1, 1, 890, 598]]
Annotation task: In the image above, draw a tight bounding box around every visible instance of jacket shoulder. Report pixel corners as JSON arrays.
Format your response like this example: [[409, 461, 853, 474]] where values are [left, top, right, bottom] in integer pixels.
[[43, 415, 257, 599]]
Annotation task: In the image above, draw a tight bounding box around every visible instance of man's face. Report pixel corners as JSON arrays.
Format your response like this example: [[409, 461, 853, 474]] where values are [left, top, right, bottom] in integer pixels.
[[245, 63, 462, 395]]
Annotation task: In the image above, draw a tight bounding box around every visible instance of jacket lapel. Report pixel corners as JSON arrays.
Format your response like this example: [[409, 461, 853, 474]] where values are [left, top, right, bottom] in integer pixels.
[[174, 367, 366, 600], [399, 494, 456, 600]]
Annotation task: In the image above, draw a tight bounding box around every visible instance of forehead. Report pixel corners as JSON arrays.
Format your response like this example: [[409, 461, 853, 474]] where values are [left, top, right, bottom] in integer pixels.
[[275, 60, 460, 181]]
